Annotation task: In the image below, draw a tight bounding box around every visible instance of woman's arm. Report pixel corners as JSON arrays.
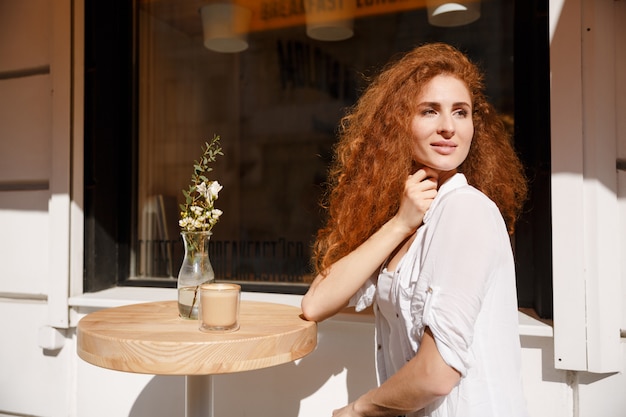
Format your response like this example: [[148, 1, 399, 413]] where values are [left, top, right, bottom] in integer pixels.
[[301, 217, 412, 322], [301, 168, 439, 323], [334, 328, 461, 417], [335, 190, 506, 416]]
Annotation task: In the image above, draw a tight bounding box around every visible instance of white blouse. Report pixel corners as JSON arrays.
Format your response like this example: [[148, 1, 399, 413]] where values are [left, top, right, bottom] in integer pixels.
[[351, 173, 529, 417]]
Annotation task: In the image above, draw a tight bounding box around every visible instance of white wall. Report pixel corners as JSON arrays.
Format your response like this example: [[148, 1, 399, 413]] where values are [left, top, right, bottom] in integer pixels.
[[0, 0, 71, 415], [0, 0, 52, 294], [1, 0, 625, 416]]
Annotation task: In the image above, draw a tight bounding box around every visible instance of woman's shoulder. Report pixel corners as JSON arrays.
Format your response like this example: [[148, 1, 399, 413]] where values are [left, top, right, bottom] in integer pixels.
[[449, 184, 495, 205], [438, 176, 497, 211], [433, 182, 505, 231]]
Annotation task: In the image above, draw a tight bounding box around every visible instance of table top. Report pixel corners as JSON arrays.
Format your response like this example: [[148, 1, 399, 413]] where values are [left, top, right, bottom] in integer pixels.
[[77, 300, 317, 375]]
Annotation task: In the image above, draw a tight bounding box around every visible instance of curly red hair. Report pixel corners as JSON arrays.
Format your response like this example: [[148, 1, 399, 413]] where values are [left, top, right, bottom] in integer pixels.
[[313, 42, 527, 275]]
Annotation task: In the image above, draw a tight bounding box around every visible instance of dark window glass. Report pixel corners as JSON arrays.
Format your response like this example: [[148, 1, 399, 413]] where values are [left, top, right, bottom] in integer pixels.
[[84, 0, 552, 318]]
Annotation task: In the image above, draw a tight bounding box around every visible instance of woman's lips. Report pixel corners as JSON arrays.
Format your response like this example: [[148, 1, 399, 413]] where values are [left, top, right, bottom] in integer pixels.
[[431, 141, 457, 155]]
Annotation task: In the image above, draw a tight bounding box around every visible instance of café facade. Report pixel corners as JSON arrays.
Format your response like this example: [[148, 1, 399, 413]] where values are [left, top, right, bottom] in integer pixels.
[[0, 0, 625, 415]]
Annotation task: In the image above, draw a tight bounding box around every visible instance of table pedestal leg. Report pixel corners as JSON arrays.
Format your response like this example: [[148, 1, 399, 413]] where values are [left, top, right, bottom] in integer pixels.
[[185, 375, 214, 417]]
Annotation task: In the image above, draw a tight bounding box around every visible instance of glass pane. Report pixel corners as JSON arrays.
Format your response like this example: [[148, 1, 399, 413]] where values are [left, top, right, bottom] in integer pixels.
[[132, 0, 514, 291]]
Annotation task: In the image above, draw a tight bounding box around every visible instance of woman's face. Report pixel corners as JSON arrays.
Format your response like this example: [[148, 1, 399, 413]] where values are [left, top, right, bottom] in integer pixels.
[[410, 74, 474, 177]]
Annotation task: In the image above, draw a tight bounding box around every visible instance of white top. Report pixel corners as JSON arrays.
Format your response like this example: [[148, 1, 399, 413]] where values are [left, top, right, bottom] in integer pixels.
[[351, 173, 529, 417]]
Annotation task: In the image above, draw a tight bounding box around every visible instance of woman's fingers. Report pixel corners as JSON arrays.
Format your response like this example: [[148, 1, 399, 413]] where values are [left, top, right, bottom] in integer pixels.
[[408, 166, 438, 184], [405, 169, 438, 201], [396, 168, 439, 230]]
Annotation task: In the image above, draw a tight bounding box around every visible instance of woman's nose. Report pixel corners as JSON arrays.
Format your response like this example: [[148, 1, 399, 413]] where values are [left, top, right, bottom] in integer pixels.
[[437, 116, 455, 137]]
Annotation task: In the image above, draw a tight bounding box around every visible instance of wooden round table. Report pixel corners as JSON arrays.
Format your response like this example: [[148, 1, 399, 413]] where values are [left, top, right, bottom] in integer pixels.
[[77, 300, 317, 416]]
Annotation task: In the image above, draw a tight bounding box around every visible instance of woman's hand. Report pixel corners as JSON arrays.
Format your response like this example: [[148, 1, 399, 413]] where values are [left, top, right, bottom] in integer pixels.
[[332, 403, 362, 417], [394, 167, 439, 233]]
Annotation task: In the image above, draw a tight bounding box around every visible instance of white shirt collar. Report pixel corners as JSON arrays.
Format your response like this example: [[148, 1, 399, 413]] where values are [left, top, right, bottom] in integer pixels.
[[422, 172, 468, 225]]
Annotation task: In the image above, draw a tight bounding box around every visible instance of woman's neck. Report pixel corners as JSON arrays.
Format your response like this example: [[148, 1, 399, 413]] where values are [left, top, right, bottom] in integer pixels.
[[435, 169, 457, 189]]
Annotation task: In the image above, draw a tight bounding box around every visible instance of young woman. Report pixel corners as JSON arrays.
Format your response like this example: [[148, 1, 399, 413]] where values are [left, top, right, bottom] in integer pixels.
[[302, 43, 529, 417]]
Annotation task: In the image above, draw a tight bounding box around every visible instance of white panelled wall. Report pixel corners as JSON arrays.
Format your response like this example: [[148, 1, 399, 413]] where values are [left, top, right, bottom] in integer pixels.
[[0, 0, 72, 416], [0, 0, 625, 416], [550, 0, 623, 375]]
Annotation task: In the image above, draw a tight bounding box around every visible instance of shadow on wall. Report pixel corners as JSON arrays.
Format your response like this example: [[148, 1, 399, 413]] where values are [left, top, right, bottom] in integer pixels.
[[216, 319, 377, 415], [520, 335, 565, 384], [129, 318, 377, 416], [520, 336, 566, 383], [129, 375, 185, 416]]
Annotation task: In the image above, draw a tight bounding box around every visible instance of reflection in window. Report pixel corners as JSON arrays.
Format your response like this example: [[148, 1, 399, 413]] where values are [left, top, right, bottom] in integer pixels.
[[131, 0, 514, 291]]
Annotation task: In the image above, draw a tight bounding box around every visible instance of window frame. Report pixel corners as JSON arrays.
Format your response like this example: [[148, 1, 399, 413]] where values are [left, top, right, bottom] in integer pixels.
[[83, 0, 554, 315]]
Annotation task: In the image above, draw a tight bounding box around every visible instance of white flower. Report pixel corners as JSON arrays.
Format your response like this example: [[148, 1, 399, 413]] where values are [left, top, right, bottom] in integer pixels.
[[207, 181, 222, 201], [179, 136, 223, 232], [179, 217, 192, 228], [195, 182, 208, 197]]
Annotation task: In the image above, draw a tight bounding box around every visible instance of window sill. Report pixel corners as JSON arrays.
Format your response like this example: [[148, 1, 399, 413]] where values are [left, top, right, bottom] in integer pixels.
[[334, 306, 554, 337], [68, 286, 306, 326], [518, 309, 553, 337], [68, 286, 554, 337]]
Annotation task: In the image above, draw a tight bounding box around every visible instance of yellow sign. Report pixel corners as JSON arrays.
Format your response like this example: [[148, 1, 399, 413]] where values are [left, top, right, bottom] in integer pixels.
[[240, 0, 429, 31]]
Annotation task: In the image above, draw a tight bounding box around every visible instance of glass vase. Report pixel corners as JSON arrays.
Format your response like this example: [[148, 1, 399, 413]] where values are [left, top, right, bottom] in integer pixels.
[[177, 230, 215, 319]]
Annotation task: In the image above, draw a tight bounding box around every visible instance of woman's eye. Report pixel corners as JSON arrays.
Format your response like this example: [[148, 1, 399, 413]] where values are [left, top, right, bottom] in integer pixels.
[[453, 109, 469, 118]]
